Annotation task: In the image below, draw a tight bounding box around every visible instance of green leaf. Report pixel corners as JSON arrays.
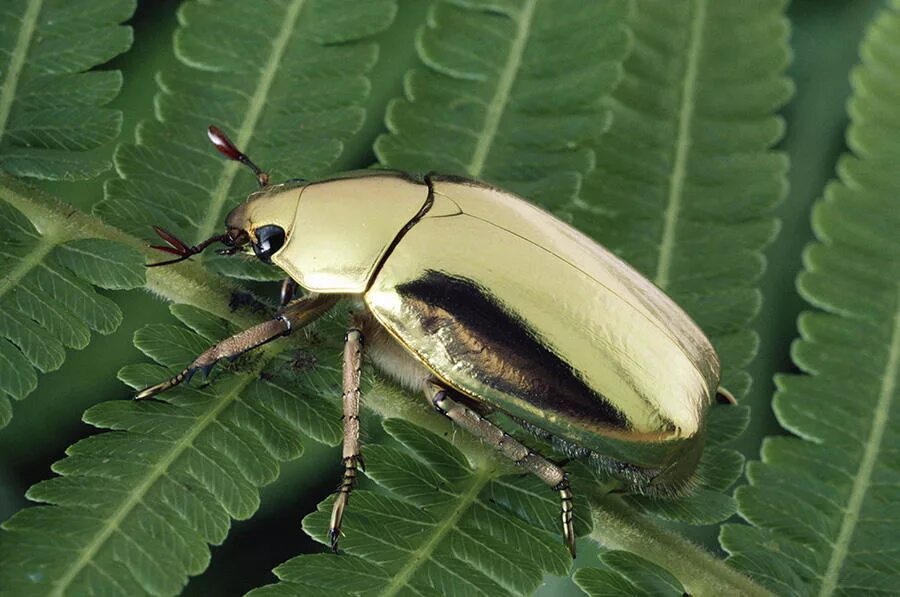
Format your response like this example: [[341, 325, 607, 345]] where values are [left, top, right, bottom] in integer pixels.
[[0, 0, 134, 179], [574, 551, 685, 597], [0, 305, 343, 596], [723, 3, 900, 594], [96, 0, 397, 280], [550, 0, 788, 536], [55, 239, 147, 290], [580, 0, 792, 404], [249, 1, 778, 594], [0, 0, 797, 594], [251, 419, 581, 597], [0, 198, 145, 427], [376, 0, 630, 208]]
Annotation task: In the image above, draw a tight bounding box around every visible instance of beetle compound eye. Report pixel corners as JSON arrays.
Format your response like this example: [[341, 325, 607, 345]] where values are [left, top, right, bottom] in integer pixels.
[[253, 225, 285, 262]]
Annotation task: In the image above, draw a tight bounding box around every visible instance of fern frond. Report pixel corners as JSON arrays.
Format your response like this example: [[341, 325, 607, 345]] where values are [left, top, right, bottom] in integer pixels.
[[0, 0, 134, 180], [251, 419, 585, 597], [0, 0, 138, 426], [96, 0, 397, 280], [0, 0, 399, 592], [570, 0, 790, 528], [252, 1, 774, 595], [574, 551, 684, 596], [722, 4, 900, 594], [582, 0, 791, 399], [375, 0, 630, 207], [0, 304, 344, 596], [0, 188, 145, 429]]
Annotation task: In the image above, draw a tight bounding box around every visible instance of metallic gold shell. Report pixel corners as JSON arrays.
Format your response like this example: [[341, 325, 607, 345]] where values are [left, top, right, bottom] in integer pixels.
[[364, 177, 720, 455], [227, 172, 429, 293]]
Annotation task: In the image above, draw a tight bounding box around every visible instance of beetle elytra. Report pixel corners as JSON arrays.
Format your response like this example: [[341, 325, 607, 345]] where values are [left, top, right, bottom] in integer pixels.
[[137, 126, 734, 557]]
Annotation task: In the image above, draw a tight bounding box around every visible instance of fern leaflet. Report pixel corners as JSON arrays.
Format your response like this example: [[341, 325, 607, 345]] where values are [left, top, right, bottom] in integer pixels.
[[722, 3, 900, 594], [96, 0, 397, 281], [0, 0, 134, 180], [0, 0, 397, 593]]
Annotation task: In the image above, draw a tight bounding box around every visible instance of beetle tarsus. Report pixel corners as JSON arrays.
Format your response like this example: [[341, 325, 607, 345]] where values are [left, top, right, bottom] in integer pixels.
[[180, 362, 213, 386], [328, 327, 365, 554], [555, 476, 576, 559], [329, 526, 341, 554], [135, 370, 187, 400], [329, 489, 350, 554]]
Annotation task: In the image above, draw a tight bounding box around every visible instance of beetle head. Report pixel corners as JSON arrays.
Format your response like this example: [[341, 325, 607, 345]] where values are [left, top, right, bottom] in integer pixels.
[[147, 126, 300, 267], [223, 186, 302, 263]]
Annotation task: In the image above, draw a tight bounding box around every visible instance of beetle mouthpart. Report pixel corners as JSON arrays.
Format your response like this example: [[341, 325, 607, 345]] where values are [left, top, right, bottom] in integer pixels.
[[146, 226, 230, 267], [207, 125, 269, 188]]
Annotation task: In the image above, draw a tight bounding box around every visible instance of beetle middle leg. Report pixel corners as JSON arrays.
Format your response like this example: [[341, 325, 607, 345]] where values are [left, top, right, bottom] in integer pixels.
[[425, 381, 576, 557], [328, 325, 365, 552]]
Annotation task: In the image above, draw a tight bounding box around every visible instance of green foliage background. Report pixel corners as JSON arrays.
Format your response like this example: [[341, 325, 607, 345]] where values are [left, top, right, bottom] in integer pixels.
[[0, 0, 897, 595]]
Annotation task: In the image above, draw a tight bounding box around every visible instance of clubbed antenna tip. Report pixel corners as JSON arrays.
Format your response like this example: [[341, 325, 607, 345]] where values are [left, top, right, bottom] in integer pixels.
[[207, 125, 269, 187]]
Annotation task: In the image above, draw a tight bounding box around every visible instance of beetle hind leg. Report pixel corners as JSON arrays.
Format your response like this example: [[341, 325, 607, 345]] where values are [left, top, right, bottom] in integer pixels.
[[425, 382, 577, 557], [328, 326, 365, 553]]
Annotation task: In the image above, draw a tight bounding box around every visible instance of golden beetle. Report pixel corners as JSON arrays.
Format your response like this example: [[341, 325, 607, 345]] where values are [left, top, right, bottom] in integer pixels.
[[138, 126, 734, 557]]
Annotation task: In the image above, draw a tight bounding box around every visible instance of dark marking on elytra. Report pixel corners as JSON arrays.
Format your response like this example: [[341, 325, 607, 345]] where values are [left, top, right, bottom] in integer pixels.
[[397, 271, 626, 429]]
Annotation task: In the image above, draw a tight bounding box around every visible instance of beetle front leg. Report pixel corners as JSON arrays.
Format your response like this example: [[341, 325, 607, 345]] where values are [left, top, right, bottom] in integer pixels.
[[425, 382, 576, 557], [135, 293, 338, 399], [328, 326, 364, 552]]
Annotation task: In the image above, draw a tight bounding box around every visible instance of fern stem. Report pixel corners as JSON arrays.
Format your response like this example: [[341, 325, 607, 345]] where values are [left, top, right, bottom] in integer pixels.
[[0, 173, 249, 322], [0, 0, 43, 143], [589, 496, 772, 597]]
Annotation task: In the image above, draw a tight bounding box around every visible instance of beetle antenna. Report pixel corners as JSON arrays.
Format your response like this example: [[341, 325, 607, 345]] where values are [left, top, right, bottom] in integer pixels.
[[147, 226, 230, 267], [207, 125, 270, 188]]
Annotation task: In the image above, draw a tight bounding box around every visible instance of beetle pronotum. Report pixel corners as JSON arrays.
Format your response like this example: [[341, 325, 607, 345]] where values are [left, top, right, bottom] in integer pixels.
[[138, 126, 736, 557]]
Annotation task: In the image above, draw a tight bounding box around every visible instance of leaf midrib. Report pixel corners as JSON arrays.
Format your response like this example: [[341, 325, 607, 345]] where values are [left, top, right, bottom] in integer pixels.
[[818, 284, 900, 596], [378, 465, 493, 597], [49, 366, 269, 595], [195, 0, 305, 243], [466, 0, 536, 178], [0, 0, 43, 143], [0, 234, 59, 302], [653, 0, 706, 290]]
